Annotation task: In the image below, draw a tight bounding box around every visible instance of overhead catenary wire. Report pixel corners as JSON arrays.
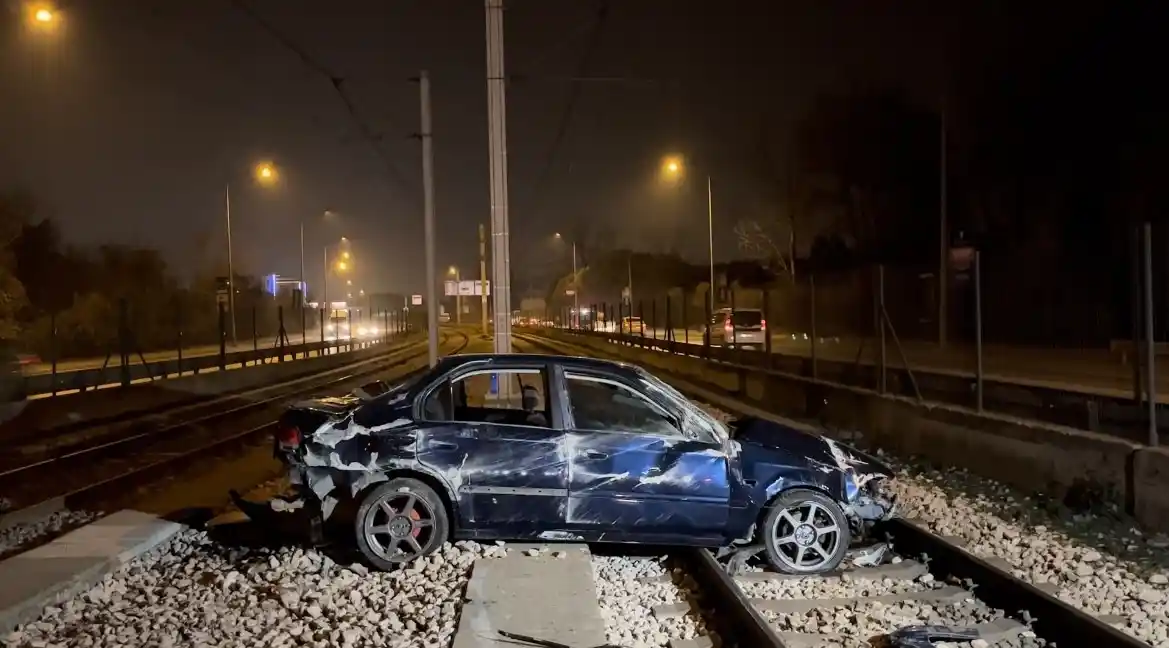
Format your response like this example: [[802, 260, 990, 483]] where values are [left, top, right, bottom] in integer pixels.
[[228, 0, 419, 207], [522, 0, 611, 224]]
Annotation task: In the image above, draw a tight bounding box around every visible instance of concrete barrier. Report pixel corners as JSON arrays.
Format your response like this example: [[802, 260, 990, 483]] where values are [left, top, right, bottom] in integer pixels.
[[1134, 447, 1169, 531], [538, 331, 1165, 532]]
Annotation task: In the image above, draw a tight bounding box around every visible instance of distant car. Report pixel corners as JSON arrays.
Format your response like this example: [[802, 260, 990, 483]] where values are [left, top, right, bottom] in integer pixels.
[[621, 316, 644, 335], [704, 308, 767, 348], [255, 353, 897, 574]]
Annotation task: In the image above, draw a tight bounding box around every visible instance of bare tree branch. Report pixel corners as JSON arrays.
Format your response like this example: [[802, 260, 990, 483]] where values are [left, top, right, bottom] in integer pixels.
[[734, 219, 793, 279]]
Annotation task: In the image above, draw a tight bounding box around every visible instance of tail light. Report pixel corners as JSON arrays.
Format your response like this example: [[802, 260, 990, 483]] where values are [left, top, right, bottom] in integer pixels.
[[761, 319, 767, 330], [724, 319, 733, 332], [276, 424, 301, 448]]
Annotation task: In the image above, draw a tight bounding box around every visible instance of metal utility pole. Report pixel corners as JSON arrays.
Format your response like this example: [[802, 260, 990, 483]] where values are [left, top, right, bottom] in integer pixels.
[[707, 175, 715, 308], [627, 251, 633, 305], [420, 70, 439, 367], [486, 0, 513, 354], [322, 246, 328, 308], [453, 266, 462, 325], [571, 242, 579, 325], [938, 103, 948, 347], [299, 219, 306, 343], [479, 223, 489, 335], [224, 184, 237, 345]]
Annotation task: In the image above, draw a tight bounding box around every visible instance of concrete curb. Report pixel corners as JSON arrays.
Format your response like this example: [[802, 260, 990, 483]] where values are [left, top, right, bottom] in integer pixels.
[[0, 509, 186, 635]]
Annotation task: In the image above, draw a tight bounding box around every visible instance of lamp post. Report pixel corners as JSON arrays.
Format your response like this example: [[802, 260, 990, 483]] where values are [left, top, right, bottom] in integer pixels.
[[223, 162, 279, 345], [448, 266, 462, 325], [661, 155, 715, 307], [553, 233, 579, 327]]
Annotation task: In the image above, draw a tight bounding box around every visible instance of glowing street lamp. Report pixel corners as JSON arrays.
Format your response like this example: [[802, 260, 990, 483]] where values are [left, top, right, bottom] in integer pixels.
[[336, 261, 348, 272], [254, 162, 279, 186], [34, 8, 53, 22]]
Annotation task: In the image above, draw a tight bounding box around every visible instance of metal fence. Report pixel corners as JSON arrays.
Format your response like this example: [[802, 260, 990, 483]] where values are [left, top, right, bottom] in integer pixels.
[[544, 223, 1167, 447], [10, 299, 418, 398]]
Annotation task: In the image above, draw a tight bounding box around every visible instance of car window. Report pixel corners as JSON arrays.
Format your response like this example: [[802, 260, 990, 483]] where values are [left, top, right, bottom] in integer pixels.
[[730, 310, 763, 327], [425, 369, 550, 428], [565, 373, 678, 437], [633, 369, 726, 445]]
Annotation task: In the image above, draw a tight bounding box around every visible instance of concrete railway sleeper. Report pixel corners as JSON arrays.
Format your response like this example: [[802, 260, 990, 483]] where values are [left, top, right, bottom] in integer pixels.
[[0, 332, 469, 562], [516, 333, 1159, 648]]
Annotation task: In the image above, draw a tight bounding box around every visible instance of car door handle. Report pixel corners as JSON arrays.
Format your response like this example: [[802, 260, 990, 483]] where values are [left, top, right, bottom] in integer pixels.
[[430, 440, 458, 451], [583, 449, 608, 460]]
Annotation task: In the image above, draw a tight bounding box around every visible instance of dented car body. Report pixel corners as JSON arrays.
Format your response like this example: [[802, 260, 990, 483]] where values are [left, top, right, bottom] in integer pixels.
[[265, 353, 897, 573]]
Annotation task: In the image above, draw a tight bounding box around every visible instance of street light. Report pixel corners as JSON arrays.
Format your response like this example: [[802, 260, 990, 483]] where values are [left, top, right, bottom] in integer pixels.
[[224, 160, 280, 345], [551, 234, 579, 326], [448, 266, 462, 325], [660, 153, 715, 309], [24, 3, 60, 33]]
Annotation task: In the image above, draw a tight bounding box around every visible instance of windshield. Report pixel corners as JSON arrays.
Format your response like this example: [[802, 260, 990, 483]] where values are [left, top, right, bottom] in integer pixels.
[[729, 310, 763, 327], [634, 368, 729, 446]]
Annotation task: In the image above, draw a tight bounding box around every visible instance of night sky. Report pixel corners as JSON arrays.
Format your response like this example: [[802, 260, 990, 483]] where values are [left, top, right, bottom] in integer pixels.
[[3, 1, 994, 296]]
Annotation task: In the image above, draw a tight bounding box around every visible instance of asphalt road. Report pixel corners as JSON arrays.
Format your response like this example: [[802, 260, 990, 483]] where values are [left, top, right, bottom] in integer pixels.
[[596, 324, 1169, 400], [20, 327, 386, 376]]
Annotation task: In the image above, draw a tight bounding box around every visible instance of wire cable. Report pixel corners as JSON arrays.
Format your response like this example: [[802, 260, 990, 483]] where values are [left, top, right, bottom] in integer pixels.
[[228, 0, 418, 206]]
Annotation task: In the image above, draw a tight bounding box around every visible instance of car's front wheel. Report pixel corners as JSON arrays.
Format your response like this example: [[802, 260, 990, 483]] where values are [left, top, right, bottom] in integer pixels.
[[760, 488, 850, 575], [354, 478, 448, 570]]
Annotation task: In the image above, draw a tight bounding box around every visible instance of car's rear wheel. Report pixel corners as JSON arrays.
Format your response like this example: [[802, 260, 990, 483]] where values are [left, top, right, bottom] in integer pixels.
[[354, 478, 448, 570], [760, 488, 850, 575]]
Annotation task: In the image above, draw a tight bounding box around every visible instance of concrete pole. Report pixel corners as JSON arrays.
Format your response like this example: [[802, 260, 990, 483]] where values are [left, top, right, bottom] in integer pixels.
[[486, 0, 513, 353], [572, 242, 579, 326], [480, 223, 489, 335], [455, 267, 462, 325], [225, 184, 237, 345], [420, 70, 439, 367], [939, 102, 948, 347]]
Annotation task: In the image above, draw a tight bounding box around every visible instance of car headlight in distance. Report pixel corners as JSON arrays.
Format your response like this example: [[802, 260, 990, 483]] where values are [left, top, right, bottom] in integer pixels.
[[358, 327, 368, 336], [843, 470, 860, 502], [326, 324, 335, 332], [369, 327, 378, 336]]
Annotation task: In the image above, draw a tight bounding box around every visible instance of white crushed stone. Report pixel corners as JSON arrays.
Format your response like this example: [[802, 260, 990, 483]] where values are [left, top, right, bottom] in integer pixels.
[[738, 573, 937, 600], [767, 598, 1000, 640], [591, 556, 707, 648], [0, 509, 101, 555], [2, 529, 508, 648], [691, 400, 1169, 647]]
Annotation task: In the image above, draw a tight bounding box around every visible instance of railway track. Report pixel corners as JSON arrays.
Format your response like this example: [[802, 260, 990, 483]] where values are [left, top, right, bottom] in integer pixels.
[[0, 334, 424, 470], [516, 333, 1149, 648], [0, 331, 470, 559]]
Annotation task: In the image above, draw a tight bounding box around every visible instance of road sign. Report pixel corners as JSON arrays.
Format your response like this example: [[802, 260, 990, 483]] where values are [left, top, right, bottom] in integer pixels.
[[411, 294, 423, 306], [444, 280, 490, 296], [565, 289, 576, 296]]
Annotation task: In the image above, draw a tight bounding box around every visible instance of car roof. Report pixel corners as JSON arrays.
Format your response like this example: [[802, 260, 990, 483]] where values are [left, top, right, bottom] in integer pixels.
[[715, 307, 763, 312], [432, 352, 643, 378]]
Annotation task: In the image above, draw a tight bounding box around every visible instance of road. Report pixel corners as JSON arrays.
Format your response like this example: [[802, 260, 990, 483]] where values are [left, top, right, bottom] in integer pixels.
[[20, 327, 386, 376], [587, 324, 1169, 401]]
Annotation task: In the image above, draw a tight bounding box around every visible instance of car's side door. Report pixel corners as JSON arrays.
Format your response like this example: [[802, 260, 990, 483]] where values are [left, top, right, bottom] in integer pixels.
[[417, 364, 568, 537], [563, 371, 730, 542]]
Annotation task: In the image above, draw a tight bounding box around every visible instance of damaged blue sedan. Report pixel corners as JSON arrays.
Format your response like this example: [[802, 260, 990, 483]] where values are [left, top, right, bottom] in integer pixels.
[[257, 353, 897, 574]]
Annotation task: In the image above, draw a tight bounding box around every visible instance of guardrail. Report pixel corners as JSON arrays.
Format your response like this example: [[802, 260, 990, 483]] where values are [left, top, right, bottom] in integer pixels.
[[21, 334, 403, 399], [535, 326, 1159, 444]]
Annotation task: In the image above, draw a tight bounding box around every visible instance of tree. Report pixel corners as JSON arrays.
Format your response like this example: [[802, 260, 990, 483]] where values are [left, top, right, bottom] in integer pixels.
[[793, 89, 938, 262], [0, 193, 30, 340]]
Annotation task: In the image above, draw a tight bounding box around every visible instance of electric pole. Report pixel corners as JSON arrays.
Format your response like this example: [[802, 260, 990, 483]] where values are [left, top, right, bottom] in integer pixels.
[[939, 101, 948, 347], [480, 223, 489, 336], [486, 0, 513, 353], [419, 70, 439, 367]]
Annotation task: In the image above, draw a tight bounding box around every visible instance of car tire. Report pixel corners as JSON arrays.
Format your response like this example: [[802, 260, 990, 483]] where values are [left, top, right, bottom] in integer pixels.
[[354, 478, 449, 571], [760, 488, 850, 575]]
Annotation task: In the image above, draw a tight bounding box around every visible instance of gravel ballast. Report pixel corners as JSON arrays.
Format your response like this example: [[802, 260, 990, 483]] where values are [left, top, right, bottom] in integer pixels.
[[693, 401, 1169, 647], [591, 555, 708, 648], [2, 529, 506, 648], [0, 509, 101, 557]]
